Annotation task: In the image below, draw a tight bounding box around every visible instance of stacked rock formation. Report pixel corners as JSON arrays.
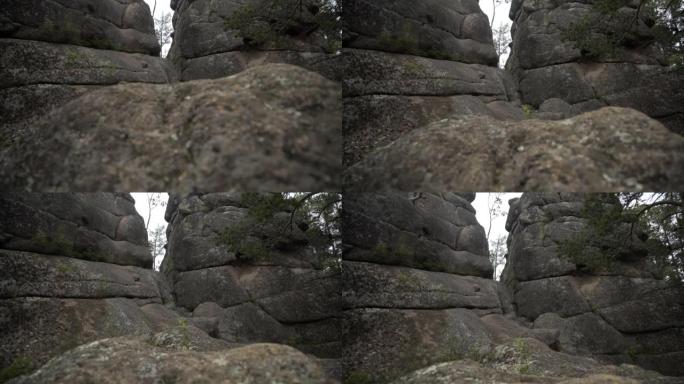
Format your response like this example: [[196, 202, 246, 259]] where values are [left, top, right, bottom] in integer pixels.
[[342, 193, 504, 382], [160, 193, 341, 371], [344, 107, 684, 191], [167, 0, 340, 81], [0, 193, 177, 374], [506, 0, 684, 134], [501, 193, 684, 376], [0, 64, 342, 191], [342, 0, 523, 165], [0, 0, 171, 135]]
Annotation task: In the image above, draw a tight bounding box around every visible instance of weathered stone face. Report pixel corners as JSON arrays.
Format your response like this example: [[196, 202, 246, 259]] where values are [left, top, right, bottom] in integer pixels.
[[167, 0, 340, 81], [505, 0, 684, 134], [341, 193, 503, 383], [344, 108, 684, 191], [389, 337, 683, 384], [0, 194, 150, 266], [343, 0, 498, 65], [0, 193, 182, 376], [0, 64, 342, 192], [340, 0, 522, 166], [0, 0, 167, 137], [0, 0, 159, 55], [161, 193, 342, 362], [10, 339, 330, 384], [501, 193, 684, 376]]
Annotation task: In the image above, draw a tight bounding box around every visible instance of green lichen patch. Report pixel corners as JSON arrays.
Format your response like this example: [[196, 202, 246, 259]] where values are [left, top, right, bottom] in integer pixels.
[[0, 357, 34, 383]]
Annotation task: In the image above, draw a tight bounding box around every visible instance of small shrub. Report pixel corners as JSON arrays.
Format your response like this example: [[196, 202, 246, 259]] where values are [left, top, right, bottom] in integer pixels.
[[0, 357, 34, 383], [177, 318, 191, 350], [344, 371, 373, 384], [522, 104, 535, 118], [379, 29, 420, 55], [224, 0, 340, 53]]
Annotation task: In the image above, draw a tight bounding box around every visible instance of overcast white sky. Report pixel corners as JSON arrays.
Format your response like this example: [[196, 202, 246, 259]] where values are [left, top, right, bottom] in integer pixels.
[[144, 0, 173, 56], [473, 193, 521, 277], [480, 1, 513, 67], [131, 193, 169, 232], [144, 0, 172, 18]]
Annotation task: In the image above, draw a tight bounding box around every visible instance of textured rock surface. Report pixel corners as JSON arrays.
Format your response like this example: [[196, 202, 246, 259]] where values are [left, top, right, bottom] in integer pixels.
[[501, 193, 684, 376], [0, 64, 341, 191], [342, 193, 502, 383], [168, 0, 339, 81], [390, 338, 684, 384], [0, 193, 150, 266], [161, 193, 341, 362], [505, 0, 684, 134], [9, 338, 329, 384], [344, 107, 684, 191], [341, 0, 521, 165], [0, 0, 159, 54], [343, 0, 498, 65], [0, 193, 179, 375], [0, 0, 168, 136]]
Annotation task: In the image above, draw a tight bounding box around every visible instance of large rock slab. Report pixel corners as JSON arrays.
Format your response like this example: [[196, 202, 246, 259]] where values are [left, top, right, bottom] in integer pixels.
[[515, 276, 591, 320], [342, 0, 498, 65], [0, 194, 151, 267], [343, 49, 514, 98], [0, 1, 167, 134], [343, 93, 522, 165], [0, 297, 156, 372], [0, 64, 342, 191], [168, 0, 338, 80], [505, 0, 684, 134], [10, 339, 330, 384], [342, 308, 494, 383], [340, 193, 503, 382], [213, 302, 341, 358], [161, 193, 342, 360], [0, 250, 165, 301], [0, 0, 160, 55], [501, 193, 684, 377], [175, 266, 340, 322], [342, 261, 500, 310], [0, 39, 170, 89], [344, 108, 684, 191], [177, 50, 341, 82], [342, 193, 492, 277], [390, 338, 684, 384]]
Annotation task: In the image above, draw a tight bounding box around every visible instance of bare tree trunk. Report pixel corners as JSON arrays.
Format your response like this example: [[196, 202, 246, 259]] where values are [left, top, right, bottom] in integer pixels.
[[146, 193, 153, 231], [486, 193, 494, 242], [491, 0, 496, 28], [153, 0, 157, 17]]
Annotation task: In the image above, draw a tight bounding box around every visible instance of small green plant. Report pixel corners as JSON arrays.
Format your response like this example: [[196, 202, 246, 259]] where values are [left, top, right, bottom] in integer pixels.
[[396, 271, 420, 287], [0, 357, 34, 383], [224, 0, 341, 53], [56, 262, 76, 275], [512, 338, 528, 354], [286, 335, 302, 345], [402, 60, 424, 75], [64, 49, 82, 67], [344, 371, 373, 384], [517, 363, 531, 374], [511, 338, 533, 374], [32, 230, 77, 256], [522, 104, 535, 118], [372, 242, 389, 257], [627, 345, 639, 361], [379, 27, 420, 55], [177, 318, 191, 350]]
